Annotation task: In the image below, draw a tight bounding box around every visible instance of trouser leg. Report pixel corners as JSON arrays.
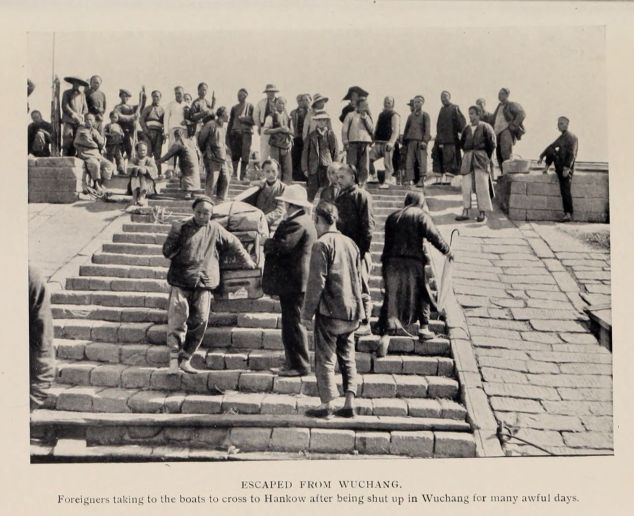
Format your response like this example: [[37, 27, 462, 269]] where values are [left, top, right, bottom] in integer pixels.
[[279, 292, 311, 372], [181, 289, 212, 358], [149, 130, 163, 175], [462, 172, 475, 209], [419, 302, 431, 326], [557, 169, 574, 214], [356, 144, 369, 186], [166, 286, 189, 354], [204, 159, 218, 198], [417, 146, 428, 182], [123, 131, 133, 161], [314, 315, 339, 404], [62, 123, 77, 156], [336, 331, 357, 397], [496, 129, 513, 170], [292, 137, 304, 181], [306, 172, 319, 202], [360, 253, 372, 323], [280, 149, 293, 184], [405, 141, 417, 183], [384, 145, 394, 181], [216, 162, 230, 201], [474, 170, 493, 212]]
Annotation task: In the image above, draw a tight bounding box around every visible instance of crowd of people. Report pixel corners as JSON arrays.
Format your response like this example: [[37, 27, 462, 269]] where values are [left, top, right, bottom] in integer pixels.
[[28, 77, 580, 417]]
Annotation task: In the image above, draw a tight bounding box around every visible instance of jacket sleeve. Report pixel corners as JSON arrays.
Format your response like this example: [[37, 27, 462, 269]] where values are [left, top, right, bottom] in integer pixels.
[[329, 131, 339, 159], [253, 101, 262, 129], [301, 241, 329, 320], [362, 113, 374, 136], [139, 106, 150, 133], [263, 219, 305, 257], [115, 105, 136, 124], [454, 106, 467, 137], [242, 104, 255, 126], [226, 107, 235, 136], [92, 129, 105, 149], [160, 142, 180, 163], [358, 192, 375, 257], [562, 134, 578, 169], [508, 102, 526, 129], [422, 213, 450, 255], [197, 122, 211, 151], [341, 113, 352, 145], [484, 123, 497, 158], [218, 226, 254, 268], [389, 113, 401, 146], [423, 112, 432, 143], [162, 220, 185, 259], [145, 157, 159, 179]]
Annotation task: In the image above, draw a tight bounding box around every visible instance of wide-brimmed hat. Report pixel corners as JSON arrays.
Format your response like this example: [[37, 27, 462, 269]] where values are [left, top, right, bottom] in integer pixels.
[[263, 84, 279, 93], [119, 89, 132, 98], [312, 110, 330, 121], [311, 93, 329, 107], [342, 85, 368, 101], [64, 76, 89, 88], [275, 184, 312, 208]]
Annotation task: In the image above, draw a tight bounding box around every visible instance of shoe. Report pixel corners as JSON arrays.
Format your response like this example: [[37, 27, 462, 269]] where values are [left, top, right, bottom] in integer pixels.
[[560, 213, 572, 223], [208, 384, 225, 396], [378, 183, 389, 189], [334, 407, 356, 418], [305, 407, 334, 419], [277, 368, 309, 377], [184, 193, 192, 200], [179, 359, 198, 374], [476, 213, 487, 223], [355, 323, 372, 336], [376, 335, 390, 358], [455, 214, 470, 221], [418, 328, 436, 341]]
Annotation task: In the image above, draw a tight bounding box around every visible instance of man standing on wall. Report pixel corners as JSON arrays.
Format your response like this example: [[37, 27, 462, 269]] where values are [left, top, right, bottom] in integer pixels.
[[61, 76, 88, 156], [538, 116, 579, 223], [227, 88, 255, 182], [491, 87, 526, 173], [432, 90, 466, 184]]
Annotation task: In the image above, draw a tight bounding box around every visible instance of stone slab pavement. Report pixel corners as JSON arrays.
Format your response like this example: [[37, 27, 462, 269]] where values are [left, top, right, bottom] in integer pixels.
[[425, 185, 613, 456], [29, 201, 128, 280]]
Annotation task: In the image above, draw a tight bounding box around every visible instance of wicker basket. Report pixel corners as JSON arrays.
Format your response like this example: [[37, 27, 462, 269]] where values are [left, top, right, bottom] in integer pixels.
[[502, 155, 532, 174]]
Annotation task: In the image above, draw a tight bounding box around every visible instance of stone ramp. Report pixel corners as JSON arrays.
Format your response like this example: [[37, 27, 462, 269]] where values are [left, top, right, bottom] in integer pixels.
[[32, 180, 476, 460], [425, 185, 613, 456]]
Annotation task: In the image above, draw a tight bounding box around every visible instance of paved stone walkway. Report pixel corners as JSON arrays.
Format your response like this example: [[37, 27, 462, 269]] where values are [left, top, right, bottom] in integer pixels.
[[426, 186, 613, 456], [29, 201, 126, 279]]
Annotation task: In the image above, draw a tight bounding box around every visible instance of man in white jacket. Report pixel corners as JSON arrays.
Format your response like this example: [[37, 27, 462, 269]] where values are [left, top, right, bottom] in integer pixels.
[[164, 86, 187, 175], [253, 83, 279, 162]]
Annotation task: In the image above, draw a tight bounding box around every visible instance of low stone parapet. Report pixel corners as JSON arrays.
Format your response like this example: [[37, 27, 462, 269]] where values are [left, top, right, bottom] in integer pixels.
[[28, 157, 85, 203], [495, 166, 609, 222]]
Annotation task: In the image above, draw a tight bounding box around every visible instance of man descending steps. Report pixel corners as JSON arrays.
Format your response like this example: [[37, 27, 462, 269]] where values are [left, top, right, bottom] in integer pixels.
[[163, 196, 256, 375]]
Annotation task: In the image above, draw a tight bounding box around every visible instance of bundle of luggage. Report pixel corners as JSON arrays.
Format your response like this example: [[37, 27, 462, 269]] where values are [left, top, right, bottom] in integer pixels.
[[502, 155, 532, 174], [211, 200, 269, 300]]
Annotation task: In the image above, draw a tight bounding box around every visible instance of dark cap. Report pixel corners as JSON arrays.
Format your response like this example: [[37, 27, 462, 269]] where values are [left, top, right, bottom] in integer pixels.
[[192, 195, 214, 209]]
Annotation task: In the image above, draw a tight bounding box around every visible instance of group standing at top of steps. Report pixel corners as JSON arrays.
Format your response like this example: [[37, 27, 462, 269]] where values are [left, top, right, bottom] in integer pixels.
[[28, 76, 579, 221]]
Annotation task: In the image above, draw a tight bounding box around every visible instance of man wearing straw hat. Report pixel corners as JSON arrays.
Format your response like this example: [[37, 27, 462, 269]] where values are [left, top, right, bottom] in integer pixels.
[[263, 184, 317, 377], [302, 93, 333, 140], [339, 85, 369, 123], [61, 76, 89, 156], [254, 83, 279, 160], [302, 110, 338, 201]]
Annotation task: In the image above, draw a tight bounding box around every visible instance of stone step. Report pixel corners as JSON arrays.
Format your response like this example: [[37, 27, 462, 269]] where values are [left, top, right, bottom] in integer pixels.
[[50, 304, 446, 335], [54, 340, 454, 376], [78, 262, 400, 290], [130, 212, 393, 225], [51, 365, 460, 400], [52, 319, 451, 357], [31, 410, 475, 458], [64, 273, 391, 303], [149, 198, 406, 210], [111, 231, 391, 254]]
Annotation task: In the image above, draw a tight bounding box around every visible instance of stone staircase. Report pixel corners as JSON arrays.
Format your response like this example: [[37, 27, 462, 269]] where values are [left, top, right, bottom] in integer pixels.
[[31, 179, 476, 461]]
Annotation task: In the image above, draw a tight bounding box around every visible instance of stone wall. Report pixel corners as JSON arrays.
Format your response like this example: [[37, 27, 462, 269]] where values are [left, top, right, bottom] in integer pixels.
[[28, 157, 85, 203], [495, 169, 609, 223]]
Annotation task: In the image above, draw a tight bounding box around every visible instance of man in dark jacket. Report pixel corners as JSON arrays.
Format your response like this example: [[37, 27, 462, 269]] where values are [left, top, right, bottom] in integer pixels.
[[491, 87, 526, 171], [301, 202, 364, 418], [227, 88, 255, 181], [403, 95, 432, 187], [538, 116, 579, 222], [335, 164, 375, 335], [302, 111, 338, 201], [432, 91, 466, 183], [241, 158, 287, 230], [29, 266, 55, 410], [28, 110, 54, 157], [163, 196, 256, 375], [263, 185, 317, 376]]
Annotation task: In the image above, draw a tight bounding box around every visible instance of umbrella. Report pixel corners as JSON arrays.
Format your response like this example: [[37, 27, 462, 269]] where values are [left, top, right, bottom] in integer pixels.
[[436, 229, 459, 317]]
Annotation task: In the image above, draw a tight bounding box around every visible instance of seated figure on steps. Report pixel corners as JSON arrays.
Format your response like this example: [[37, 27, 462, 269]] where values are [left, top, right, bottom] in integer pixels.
[[127, 141, 158, 207]]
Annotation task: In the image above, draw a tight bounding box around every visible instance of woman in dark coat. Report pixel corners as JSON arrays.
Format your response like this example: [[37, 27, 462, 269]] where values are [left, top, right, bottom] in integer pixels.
[[375, 192, 454, 357]]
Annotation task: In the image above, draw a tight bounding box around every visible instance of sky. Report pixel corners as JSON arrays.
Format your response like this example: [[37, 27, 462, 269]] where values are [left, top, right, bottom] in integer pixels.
[[27, 26, 607, 161]]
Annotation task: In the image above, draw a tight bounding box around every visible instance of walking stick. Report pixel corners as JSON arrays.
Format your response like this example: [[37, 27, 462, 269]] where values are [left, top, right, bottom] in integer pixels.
[[130, 85, 146, 162]]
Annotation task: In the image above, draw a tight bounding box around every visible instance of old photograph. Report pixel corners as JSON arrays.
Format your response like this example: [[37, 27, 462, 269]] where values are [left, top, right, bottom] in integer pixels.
[[27, 24, 611, 463]]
